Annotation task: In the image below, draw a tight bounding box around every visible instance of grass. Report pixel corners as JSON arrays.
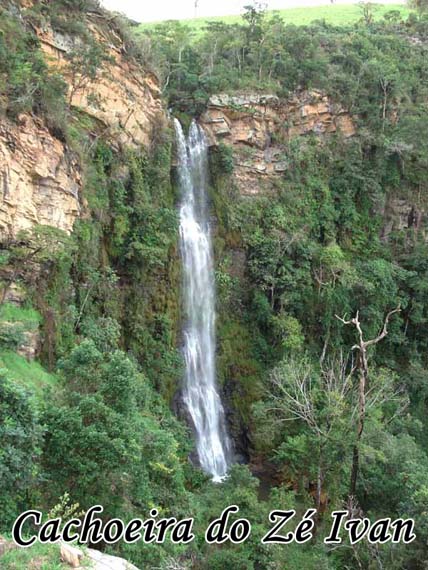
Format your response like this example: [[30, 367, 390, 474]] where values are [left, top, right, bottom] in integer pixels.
[[0, 542, 70, 570], [139, 3, 411, 33], [0, 302, 42, 330], [0, 303, 57, 393], [0, 350, 57, 393]]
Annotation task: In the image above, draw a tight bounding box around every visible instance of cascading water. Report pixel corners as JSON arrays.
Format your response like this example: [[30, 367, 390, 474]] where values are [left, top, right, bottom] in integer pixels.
[[174, 119, 231, 482]]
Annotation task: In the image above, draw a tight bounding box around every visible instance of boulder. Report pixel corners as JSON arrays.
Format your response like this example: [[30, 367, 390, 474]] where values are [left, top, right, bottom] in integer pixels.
[[60, 543, 84, 568], [86, 548, 140, 570]]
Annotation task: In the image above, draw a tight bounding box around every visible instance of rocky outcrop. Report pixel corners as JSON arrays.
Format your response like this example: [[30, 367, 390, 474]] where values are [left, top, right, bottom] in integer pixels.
[[0, 7, 167, 239], [38, 20, 166, 149], [17, 329, 39, 360], [201, 91, 355, 196], [2, 282, 25, 305], [0, 114, 81, 239], [60, 543, 84, 568], [61, 542, 139, 570], [380, 195, 426, 241]]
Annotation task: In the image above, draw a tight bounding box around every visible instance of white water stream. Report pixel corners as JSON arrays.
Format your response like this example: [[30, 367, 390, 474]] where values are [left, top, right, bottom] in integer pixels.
[[174, 119, 231, 482]]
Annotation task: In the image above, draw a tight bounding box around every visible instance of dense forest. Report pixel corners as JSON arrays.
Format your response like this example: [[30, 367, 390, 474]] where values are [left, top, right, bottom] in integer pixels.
[[1, 0, 428, 568]]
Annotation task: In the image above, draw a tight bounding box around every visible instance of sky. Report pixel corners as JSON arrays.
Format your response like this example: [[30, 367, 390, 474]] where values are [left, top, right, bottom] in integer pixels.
[[100, 0, 405, 23]]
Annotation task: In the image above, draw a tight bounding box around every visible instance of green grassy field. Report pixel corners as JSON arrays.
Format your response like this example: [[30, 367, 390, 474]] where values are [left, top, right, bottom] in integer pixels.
[[140, 3, 410, 31]]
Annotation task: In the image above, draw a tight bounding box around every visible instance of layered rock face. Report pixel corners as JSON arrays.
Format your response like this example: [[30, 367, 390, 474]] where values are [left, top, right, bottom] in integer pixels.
[[201, 91, 355, 195], [0, 114, 81, 239], [201, 92, 426, 238], [39, 20, 166, 149], [0, 6, 167, 371], [0, 8, 165, 240]]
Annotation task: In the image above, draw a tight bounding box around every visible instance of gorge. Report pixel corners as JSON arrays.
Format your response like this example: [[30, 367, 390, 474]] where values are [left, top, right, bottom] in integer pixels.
[[1, 1, 428, 569]]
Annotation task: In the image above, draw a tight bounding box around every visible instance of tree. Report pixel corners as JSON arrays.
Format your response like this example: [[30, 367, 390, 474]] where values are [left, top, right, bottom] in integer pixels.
[[0, 371, 44, 526], [65, 38, 112, 105], [43, 338, 189, 517], [358, 2, 377, 25], [336, 307, 401, 496], [409, 0, 428, 15], [148, 21, 194, 91], [258, 356, 355, 514], [363, 55, 401, 130], [242, 3, 267, 41]]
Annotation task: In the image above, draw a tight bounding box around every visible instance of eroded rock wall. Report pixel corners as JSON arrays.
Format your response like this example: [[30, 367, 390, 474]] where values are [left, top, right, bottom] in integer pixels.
[[201, 91, 355, 196], [38, 20, 166, 149], [0, 114, 81, 238], [380, 195, 426, 241], [0, 9, 166, 240]]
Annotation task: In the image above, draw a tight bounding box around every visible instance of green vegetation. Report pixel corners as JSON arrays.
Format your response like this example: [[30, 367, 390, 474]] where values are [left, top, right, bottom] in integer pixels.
[[0, 7, 67, 123], [0, 540, 72, 570], [138, 3, 427, 116], [0, 303, 41, 329], [140, 3, 411, 33], [137, 2, 428, 568], [0, 351, 57, 392], [0, 371, 44, 526], [1, 1, 428, 569]]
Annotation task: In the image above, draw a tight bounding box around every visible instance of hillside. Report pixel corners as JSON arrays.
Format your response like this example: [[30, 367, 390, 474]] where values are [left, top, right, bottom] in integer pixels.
[[1, 1, 428, 570], [139, 2, 410, 32]]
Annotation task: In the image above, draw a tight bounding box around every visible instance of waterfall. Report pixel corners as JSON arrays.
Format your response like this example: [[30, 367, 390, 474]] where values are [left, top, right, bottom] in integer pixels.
[[174, 119, 231, 482]]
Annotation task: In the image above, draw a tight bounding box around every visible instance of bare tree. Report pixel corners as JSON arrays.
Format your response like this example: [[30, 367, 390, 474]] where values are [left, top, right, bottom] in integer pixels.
[[265, 355, 355, 514], [336, 307, 401, 497], [262, 343, 406, 518]]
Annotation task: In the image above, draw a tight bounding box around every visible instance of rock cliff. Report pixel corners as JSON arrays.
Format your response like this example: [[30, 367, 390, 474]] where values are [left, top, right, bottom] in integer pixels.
[[380, 195, 426, 241], [201, 91, 355, 196], [38, 18, 166, 149], [0, 114, 81, 238], [201, 92, 426, 239], [0, 5, 165, 240]]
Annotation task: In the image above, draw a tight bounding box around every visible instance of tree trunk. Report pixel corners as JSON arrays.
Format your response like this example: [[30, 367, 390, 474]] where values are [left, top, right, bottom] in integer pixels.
[[335, 307, 400, 498], [316, 457, 323, 512]]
